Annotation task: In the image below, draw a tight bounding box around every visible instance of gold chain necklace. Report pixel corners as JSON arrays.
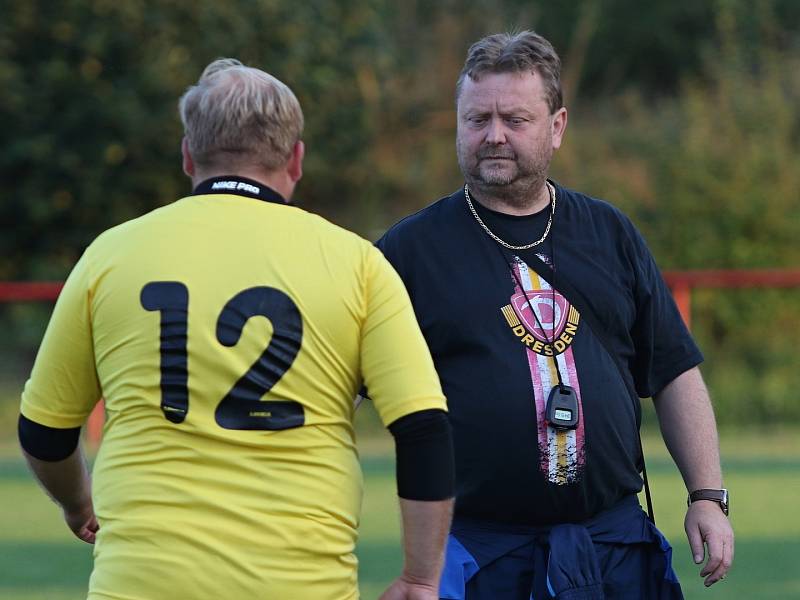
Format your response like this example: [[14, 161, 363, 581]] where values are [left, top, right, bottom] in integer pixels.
[[464, 182, 555, 250]]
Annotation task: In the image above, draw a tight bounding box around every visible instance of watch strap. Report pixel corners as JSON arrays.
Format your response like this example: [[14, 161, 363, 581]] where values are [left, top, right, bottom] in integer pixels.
[[688, 488, 729, 515]]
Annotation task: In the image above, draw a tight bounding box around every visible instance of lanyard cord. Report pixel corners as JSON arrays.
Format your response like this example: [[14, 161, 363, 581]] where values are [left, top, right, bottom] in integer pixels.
[[464, 182, 564, 387], [477, 199, 656, 523], [494, 235, 565, 388]]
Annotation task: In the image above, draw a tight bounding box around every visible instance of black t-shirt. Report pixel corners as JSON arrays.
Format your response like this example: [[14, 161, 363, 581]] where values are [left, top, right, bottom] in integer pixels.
[[377, 183, 702, 525]]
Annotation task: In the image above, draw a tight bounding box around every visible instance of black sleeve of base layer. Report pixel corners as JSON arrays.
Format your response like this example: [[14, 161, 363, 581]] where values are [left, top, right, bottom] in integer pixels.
[[387, 409, 455, 501], [18, 414, 81, 461]]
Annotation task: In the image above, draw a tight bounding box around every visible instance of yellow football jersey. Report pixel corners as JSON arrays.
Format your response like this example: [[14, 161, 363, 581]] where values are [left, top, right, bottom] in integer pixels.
[[21, 182, 446, 599]]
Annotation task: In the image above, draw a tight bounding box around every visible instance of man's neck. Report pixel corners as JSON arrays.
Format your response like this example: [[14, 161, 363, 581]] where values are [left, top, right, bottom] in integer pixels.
[[467, 180, 551, 216], [192, 167, 292, 202]]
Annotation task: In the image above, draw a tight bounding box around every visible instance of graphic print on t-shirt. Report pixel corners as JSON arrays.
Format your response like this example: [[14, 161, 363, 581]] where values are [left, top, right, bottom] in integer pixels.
[[499, 257, 586, 484]]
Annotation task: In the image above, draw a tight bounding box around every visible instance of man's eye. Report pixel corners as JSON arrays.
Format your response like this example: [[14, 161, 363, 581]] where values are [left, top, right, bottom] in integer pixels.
[[470, 117, 487, 125], [507, 117, 526, 125]]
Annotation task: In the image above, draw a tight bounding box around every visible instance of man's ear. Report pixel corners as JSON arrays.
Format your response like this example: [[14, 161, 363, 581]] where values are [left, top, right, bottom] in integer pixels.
[[551, 107, 568, 150], [286, 140, 304, 183], [182, 137, 195, 177]]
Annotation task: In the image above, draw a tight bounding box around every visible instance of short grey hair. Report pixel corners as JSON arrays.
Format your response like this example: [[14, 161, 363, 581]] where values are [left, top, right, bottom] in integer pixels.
[[456, 31, 563, 113], [179, 58, 304, 172]]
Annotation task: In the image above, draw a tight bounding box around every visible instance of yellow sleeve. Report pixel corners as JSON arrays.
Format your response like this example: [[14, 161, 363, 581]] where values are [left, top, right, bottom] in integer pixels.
[[360, 245, 446, 426], [20, 249, 102, 428]]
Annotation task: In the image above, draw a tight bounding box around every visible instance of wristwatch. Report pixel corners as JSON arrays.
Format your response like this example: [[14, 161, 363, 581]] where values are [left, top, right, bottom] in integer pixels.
[[688, 488, 729, 515]]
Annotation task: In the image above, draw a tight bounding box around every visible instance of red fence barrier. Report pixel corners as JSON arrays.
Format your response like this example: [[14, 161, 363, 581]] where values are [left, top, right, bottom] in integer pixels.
[[4, 270, 800, 444], [663, 269, 800, 329], [0, 281, 63, 301], [1, 281, 97, 443]]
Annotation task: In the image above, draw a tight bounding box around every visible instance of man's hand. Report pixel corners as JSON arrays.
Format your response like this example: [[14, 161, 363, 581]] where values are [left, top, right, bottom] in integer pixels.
[[379, 574, 439, 600], [63, 502, 99, 544], [21, 445, 97, 544], [685, 501, 734, 586]]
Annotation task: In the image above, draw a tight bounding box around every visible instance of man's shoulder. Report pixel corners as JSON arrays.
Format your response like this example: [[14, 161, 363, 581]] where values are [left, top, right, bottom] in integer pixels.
[[297, 206, 372, 247], [93, 195, 371, 250], [378, 190, 460, 247], [86, 204, 168, 252], [556, 182, 640, 236], [557, 183, 628, 220]]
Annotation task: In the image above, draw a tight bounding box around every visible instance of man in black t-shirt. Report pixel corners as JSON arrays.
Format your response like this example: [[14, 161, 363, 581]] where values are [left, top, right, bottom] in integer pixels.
[[377, 31, 733, 599]]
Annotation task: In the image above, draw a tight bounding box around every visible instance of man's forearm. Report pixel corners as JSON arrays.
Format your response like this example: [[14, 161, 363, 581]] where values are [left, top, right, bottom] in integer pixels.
[[22, 446, 93, 513], [652, 366, 722, 491], [654, 366, 734, 586], [398, 497, 454, 586]]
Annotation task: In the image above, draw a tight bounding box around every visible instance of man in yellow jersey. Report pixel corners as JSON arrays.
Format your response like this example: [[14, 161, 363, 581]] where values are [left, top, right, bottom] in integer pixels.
[[19, 58, 454, 600]]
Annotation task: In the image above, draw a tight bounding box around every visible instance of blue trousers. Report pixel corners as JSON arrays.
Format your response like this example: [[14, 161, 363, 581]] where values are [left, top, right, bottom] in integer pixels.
[[440, 495, 683, 600]]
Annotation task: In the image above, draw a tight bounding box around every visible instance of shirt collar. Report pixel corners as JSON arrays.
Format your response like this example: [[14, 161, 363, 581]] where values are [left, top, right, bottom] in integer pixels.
[[192, 176, 287, 205]]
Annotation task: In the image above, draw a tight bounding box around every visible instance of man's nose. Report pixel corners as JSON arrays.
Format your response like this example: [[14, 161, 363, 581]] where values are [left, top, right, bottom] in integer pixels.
[[485, 117, 507, 144]]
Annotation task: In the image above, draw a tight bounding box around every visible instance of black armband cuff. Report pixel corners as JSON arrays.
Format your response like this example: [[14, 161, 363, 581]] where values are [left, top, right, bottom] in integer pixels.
[[18, 414, 81, 461], [388, 409, 455, 501]]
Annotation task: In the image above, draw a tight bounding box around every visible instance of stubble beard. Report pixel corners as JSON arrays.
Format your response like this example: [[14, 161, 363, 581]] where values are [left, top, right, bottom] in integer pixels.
[[458, 142, 553, 211]]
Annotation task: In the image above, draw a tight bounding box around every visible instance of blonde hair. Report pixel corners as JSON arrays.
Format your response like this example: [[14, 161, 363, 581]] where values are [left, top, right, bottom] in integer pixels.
[[179, 58, 304, 172]]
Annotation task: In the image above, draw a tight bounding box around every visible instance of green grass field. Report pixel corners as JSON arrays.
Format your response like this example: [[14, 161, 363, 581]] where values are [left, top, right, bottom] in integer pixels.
[[1, 425, 798, 599]]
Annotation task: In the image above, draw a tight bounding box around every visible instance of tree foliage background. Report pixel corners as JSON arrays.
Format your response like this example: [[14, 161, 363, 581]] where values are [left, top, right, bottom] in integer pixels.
[[2, 0, 799, 422]]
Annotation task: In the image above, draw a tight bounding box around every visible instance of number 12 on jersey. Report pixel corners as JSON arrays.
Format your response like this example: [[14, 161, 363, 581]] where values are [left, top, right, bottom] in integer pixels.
[[141, 281, 305, 431]]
